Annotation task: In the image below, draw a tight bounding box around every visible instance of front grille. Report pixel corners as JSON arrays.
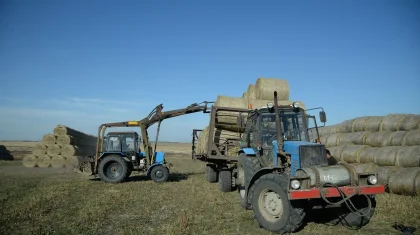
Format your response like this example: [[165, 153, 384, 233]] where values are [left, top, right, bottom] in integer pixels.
[[299, 145, 328, 168]]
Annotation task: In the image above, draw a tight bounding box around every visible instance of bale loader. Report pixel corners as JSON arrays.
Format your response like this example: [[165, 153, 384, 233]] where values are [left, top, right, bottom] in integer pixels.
[[80, 101, 213, 183], [193, 91, 385, 234]]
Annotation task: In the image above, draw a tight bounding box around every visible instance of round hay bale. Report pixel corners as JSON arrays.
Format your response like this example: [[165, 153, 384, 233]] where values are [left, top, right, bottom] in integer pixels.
[[325, 133, 343, 147], [349, 163, 377, 174], [395, 146, 420, 167], [364, 116, 385, 132], [37, 154, 52, 168], [214, 96, 247, 125], [53, 125, 96, 140], [336, 119, 356, 133], [56, 135, 76, 146], [326, 144, 354, 161], [254, 78, 290, 100], [373, 146, 401, 166], [320, 136, 328, 146], [380, 114, 409, 132], [246, 84, 257, 103], [61, 145, 93, 158], [51, 155, 66, 169], [376, 166, 402, 191], [364, 131, 392, 147], [402, 129, 420, 146], [388, 167, 420, 195], [383, 131, 408, 146], [41, 134, 57, 146], [352, 117, 372, 132], [358, 147, 378, 164], [337, 131, 371, 145], [46, 144, 61, 157], [341, 145, 370, 163], [32, 142, 47, 157], [64, 156, 81, 169], [197, 126, 209, 154], [398, 114, 420, 131], [22, 154, 38, 168]]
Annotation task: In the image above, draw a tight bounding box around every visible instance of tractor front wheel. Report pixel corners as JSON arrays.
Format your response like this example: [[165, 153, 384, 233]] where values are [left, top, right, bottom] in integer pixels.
[[98, 155, 128, 183], [251, 174, 306, 234], [150, 165, 169, 183]]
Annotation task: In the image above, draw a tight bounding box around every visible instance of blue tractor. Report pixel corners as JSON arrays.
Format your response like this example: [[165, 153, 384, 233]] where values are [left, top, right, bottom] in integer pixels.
[[193, 91, 385, 234], [86, 101, 213, 183]]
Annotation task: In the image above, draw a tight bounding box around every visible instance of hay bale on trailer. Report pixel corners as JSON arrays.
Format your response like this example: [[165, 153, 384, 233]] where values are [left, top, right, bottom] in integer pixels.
[[337, 131, 371, 145], [380, 114, 409, 132], [395, 146, 420, 167], [403, 129, 420, 146], [364, 116, 385, 132], [341, 145, 370, 163], [214, 96, 248, 125], [254, 78, 290, 100], [398, 114, 420, 131], [373, 146, 401, 166]]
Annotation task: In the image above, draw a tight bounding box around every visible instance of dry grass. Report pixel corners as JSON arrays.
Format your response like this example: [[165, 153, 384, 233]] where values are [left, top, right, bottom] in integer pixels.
[[0, 142, 419, 235]]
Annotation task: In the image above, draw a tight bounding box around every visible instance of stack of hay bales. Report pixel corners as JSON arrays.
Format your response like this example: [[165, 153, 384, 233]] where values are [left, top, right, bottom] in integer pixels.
[[22, 124, 97, 169], [0, 145, 13, 160], [316, 114, 420, 196], [197, 78, 305, 157]]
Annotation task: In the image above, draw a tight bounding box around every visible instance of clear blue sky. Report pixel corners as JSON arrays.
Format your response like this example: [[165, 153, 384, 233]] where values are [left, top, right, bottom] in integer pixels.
[[1, 0, 419, 142]]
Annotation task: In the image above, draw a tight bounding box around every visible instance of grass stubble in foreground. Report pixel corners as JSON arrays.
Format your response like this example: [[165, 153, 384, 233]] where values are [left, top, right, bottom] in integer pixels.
[[0, 154, 419, 235]]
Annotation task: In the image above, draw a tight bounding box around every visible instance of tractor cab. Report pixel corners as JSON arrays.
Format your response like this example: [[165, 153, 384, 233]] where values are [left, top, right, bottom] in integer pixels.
[[105, 131, 141, 155], [240, 102, 329, 172]]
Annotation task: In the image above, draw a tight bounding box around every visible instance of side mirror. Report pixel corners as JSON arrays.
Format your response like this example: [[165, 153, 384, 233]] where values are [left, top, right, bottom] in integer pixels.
[[319, 111, 327, 123]]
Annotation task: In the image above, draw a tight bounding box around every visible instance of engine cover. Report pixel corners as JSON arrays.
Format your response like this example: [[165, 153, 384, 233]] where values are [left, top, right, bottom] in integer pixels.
[[296, 165, 351, 187]]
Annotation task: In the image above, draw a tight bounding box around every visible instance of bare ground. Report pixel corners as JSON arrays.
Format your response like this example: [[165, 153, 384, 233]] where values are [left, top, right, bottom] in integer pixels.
[[0, 142, 419, 235]]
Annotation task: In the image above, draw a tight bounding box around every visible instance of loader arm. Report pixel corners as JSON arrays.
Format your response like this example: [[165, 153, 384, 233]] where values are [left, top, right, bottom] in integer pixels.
[[94, 101, 214, 170]]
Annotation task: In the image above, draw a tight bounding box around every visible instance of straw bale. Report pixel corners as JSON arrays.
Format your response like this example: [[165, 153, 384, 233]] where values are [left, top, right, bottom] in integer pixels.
[[46, 144, 61, 157], [380, 114, 408, 131], [376, 166, 403, 191], [64, 156, 81, 169], [365, 116, 385, 132], [214, 96, 247, 125], [32, 142, 47, 157], [51, 155, 66, 169], [364, 131, 392, 147], [341, 145, 370, 163], [53, 125, 96, 140], [373, 146, 401, 166], [37, 154, 52, 168], [395, 146, 420, 167], [336, 119, 356, 133], [352, 117, 372, 132], [402, 129, 420, 146], [325, 133, 343, 147], [388, 167, 420, 195], [22, 154, 37, 168], [254, 78, 290, 100], [41, 134, 56, 146], [327, 144, 354, 161], [399, 114, 420, 131], [338, 131, 371, 145], [245, 84, 257, 103], [358, 147, 378, 164]]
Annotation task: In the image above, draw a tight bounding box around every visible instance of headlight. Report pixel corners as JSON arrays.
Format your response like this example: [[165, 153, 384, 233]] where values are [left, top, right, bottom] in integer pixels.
[[291, 179, 301, 189], [267, 102, 274, 109], [367, 175, 377, 185]]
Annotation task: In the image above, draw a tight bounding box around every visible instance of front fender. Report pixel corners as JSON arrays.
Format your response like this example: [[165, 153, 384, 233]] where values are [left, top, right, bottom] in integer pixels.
[[245, 167, 286, 198]]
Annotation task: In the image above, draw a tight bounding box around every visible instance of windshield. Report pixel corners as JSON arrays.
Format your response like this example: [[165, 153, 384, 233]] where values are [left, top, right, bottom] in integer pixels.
[[260, 112, 309, 146]]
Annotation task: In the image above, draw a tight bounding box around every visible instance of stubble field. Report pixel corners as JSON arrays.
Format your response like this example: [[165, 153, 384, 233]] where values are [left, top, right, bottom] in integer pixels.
[[0, 141, 419, 235]]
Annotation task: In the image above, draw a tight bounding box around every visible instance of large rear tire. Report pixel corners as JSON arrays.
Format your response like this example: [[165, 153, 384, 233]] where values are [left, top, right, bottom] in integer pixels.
[[237, 153, 261, 210], [251, 174, 306, 234], [98, 155, 128, 183]]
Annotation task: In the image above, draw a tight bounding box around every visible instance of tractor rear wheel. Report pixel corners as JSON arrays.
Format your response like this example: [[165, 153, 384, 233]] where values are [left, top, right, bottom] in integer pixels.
[[218, 170, 232, 192], [205, 164, 218, 183], [251, 174, 306, 234], [98, 155, 128, 183], [237, 153, 261, 210], [150, 165, 169, 183]]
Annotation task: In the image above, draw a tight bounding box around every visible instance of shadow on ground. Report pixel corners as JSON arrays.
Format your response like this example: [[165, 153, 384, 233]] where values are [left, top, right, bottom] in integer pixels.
[[89, 172, 202, 183]]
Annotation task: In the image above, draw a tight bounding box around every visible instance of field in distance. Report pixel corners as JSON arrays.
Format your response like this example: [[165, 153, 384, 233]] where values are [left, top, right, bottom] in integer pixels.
[[0, 141, 419, 234]]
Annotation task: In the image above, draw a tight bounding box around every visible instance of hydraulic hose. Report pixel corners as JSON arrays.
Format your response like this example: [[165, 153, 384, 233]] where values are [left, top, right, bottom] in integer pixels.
[[319, 183, 373, 218]]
